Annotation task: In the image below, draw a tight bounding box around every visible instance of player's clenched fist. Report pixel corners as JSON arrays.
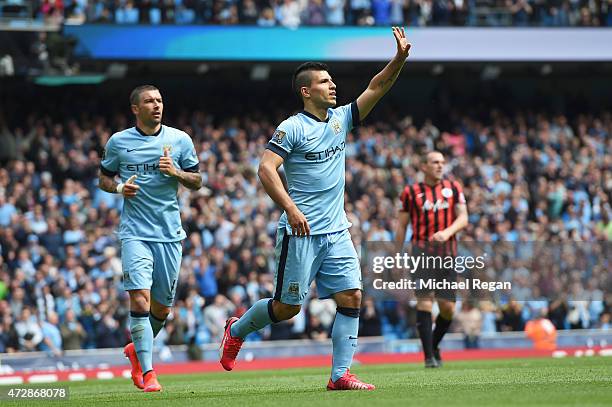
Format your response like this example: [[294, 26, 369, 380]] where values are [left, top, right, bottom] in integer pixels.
[[429, 230, 450, 242], [287, 206, 310, 237], [159, 147, 178, 177], [117, 175, 139, 198]]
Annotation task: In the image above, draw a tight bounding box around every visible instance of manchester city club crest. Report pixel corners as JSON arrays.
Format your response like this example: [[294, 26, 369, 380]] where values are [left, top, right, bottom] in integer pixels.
[[288, 282, 300, 297], [162, 144, 173, 154], [330, 119, 342, 135]]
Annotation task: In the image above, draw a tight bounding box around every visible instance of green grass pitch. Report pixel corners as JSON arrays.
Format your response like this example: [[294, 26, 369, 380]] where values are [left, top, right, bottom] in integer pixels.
[[4, 357, 612, 407]]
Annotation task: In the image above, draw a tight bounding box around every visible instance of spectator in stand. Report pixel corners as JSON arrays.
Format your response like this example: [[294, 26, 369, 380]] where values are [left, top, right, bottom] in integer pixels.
[[240, 0, 260, 23], [257, 6, 277, 25], [326, 0, 345, 25], [0, 90, 609, 350], [371, 0, 391, 25], [498, 299, 525, 332], [304, 0, 326, 25], [599, 312, 611, 330], [308, 293, 336, 332], [40, 311, 63, 356], [203, 294, 235, 341], [307, 315, 328, 340], [0, 314, 20, 353], [456, 301, 482, 349], [13, 0, 612, 26], [349, 0, 371, 24], [14, 307, 43, 351], [510, 0, 532, 26], [277, 0, 301, 27], [359, 297, 382, 336], [60, 309, 87, 350], [95, 308, 125, 348], [159, 313, 188, 345]]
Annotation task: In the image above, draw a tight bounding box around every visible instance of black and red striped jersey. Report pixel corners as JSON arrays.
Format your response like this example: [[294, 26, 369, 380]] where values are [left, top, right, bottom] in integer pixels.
[[399, 179, 466, 243]]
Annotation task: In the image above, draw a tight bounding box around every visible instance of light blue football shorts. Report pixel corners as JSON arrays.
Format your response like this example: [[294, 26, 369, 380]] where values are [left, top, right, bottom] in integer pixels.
[[273, 228, 362, 305], [121, 239, 182, 306]]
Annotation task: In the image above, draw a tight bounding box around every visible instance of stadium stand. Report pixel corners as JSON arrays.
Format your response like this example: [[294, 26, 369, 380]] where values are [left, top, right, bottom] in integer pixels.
[[16, 0, 612, 27], [0, 82, 610, 353]]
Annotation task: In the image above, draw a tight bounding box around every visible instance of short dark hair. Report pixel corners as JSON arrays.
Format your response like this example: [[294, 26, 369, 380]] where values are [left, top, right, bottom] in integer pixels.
[[130, 85, 159, 105], [292, 62, 329, 101], [421, 150, 444, 164]]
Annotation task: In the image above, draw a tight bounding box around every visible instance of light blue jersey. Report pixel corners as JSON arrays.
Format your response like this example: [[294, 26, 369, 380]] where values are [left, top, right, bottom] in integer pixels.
[[267, 102, 359, 235], [100, 125, 199, 242]]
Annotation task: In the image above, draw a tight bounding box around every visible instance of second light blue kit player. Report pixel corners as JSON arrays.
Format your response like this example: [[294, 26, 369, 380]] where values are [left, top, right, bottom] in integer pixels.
[[220, 27, 412, 390], [98, 85, 201, 392]]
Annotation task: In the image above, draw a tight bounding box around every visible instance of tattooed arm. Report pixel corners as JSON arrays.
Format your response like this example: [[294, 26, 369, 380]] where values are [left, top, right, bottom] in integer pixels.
[[356, 27, 411, 121], [99, 173, 119, 194], [99, 173, 140, 197]]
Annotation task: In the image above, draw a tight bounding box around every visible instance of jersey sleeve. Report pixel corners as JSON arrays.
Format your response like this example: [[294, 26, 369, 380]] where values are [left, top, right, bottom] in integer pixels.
[[335, 102, 360, 132], [452, 181, 467, 205], [266, 118, 299, 160], [400, 186, 412, 213], [349, 101, 360, 129], [100, 135, 120, 176], [179, 133, 199, 172]]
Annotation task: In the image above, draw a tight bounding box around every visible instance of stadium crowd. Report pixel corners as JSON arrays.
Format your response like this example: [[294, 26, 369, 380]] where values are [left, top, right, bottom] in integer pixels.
[[10, 0, 612, 27], [0, 101, 610, 354]]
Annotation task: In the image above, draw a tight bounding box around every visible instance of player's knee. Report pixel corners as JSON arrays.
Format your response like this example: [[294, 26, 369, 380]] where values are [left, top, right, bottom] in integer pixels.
[[153, 308, 171, 321], [417, 299, 434, 313], [439, 302, 455, 319], [272, 301, 301, 321], [336, 289, 362, 308], [346, 290, 361, 308], [129, 291, 150, 313], [151, 302, 171, 320]]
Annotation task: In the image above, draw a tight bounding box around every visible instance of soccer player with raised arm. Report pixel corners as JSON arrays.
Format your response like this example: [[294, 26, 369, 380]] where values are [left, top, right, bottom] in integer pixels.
[[99, 85, 201, 392], [219, 27, 411, 390], [395, 151, 468, 368]]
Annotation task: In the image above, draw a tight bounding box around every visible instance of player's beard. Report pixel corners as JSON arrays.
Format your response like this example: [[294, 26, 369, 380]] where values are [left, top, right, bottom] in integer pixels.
[[143, 112, 161, 127]]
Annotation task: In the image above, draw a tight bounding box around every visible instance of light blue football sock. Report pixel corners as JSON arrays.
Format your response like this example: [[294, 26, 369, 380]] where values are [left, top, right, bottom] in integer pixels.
[[149, 312, 166, 338], [331, 308, 360, 382], [130, 311, 154, 373], [230, 298, 278, 338]]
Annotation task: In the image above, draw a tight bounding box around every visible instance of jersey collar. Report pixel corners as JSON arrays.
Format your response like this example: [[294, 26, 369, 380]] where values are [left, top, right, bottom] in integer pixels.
[[300, 110, 329, 123], [135, 125, 162, 137], [423, 179, 443, 188]]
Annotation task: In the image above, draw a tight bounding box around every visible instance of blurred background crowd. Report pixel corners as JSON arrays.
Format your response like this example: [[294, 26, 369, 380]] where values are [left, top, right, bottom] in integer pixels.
[[0, 84, 610, 355], [2, 0, 612, 27]]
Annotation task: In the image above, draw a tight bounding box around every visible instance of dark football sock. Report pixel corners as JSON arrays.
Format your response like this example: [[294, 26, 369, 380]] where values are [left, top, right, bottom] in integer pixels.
[[416, 310, 433, 360], [432, 314, 453, 350]]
